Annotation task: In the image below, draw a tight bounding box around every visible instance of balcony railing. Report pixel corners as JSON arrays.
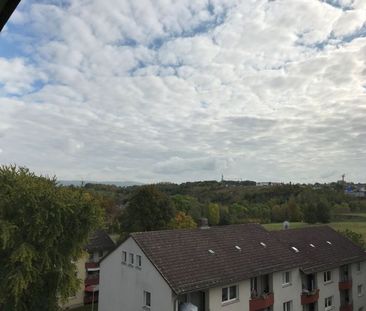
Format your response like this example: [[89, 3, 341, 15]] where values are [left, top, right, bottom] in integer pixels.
[[339, 303, 352, 311], [85, 262, 99, 270], [84, 293, 99, 304], [249, 293, 274, 311], [339, 279, 352, 290], [85, 275, 100, 286], [301, 289, 319, 305]]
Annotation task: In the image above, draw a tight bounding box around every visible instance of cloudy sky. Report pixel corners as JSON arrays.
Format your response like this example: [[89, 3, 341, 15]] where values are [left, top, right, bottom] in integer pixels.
[[0, 0, 365, 183]]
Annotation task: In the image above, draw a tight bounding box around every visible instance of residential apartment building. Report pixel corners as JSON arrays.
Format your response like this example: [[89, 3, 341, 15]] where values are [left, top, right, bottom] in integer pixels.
[[99, 224, 366, 311], [61, 230, 115, 309]]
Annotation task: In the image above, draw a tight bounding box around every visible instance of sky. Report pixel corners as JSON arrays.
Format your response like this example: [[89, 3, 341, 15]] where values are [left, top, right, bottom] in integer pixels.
[[0, 0, 366, 184]]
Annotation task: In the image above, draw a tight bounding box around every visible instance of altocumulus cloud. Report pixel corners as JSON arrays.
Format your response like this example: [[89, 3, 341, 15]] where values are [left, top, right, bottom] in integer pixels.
[[0, 0, 366, 183]]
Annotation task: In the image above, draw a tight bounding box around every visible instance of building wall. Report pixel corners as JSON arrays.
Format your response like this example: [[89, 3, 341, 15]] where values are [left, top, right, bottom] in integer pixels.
[[99, 237, 175, 311], [352, 261, 366, 310], [208, 279, 251, 311], [60, 253, 88, 309], [317, 267, 340, 311], [272, 268, 302, 310]]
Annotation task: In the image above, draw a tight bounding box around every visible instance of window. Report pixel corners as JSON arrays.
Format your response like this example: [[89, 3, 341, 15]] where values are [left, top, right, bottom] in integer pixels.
[[122, 251, 127, 263], [325, 296, 333, 310], [357, 262, 361, 272], [136, 255, 142, 268], [221, 285, 238, 303], [324, 271, 332, 283], [283, 301, 292, 311], [144, 291, 151, 308], [358, 284, 363, 297], [129, 253, 134, 265], [282, 271, 291, 286]]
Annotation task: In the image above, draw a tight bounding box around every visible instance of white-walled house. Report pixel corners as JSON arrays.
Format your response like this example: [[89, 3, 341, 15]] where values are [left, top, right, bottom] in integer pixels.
[[99, 224, 366, 311]]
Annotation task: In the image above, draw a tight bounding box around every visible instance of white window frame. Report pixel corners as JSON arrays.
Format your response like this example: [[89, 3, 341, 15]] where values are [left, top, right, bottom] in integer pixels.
[[221, 285, 238, 303], [356, 262, 362, 273], [357, 284, 363, 297], [129, 253, 134, 266], [122, 251, 127, 263], [324, 271, 332, 283], [282, 271, 291, 286], [136, 255, 142, 268], [283, 300, 292, 311], [325, 296, 333, 311], [143, 290, 151, 308]]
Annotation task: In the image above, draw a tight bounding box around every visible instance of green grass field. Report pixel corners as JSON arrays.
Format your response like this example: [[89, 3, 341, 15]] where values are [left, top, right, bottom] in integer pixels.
[[263, 221, 366, 242]]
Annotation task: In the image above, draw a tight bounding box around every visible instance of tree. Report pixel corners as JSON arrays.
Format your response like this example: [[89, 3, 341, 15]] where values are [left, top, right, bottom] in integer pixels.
[[206, 203, 220, 225], [0, 166, 103, 311], [122, 185, 175, 232], [316, 198, 331, 223], [167, 212, 197, 229], [171, 195, 203, 221], [339, 229, 365, 249]]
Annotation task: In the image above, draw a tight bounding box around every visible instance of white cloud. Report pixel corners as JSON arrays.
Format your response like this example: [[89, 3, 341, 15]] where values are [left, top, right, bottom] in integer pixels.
[[0, 0, 365, 183]]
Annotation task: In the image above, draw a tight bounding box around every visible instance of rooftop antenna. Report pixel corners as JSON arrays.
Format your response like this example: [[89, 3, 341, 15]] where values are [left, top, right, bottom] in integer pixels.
[[221, 174, 224, 182]]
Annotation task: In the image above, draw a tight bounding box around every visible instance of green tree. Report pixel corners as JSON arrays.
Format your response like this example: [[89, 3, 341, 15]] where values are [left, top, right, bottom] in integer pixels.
[[206, 203, 220, 225], [286, 197, 302, 222], [0, 166, 103, 311], [171, 194, 203, 221], [316, 198, 331, 223], [167, 212, 197, 229], [339, 229, 365, 249], [122, 185, 175, 232]]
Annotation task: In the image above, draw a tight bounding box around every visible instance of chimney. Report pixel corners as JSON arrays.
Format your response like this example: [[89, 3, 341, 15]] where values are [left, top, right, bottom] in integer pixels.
[[198, 218, 209, 229]]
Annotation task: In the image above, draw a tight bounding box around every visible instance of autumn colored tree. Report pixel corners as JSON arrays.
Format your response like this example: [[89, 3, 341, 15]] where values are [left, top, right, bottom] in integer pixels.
[[167, 212, 197, 229], [0, 166, 103, 311]]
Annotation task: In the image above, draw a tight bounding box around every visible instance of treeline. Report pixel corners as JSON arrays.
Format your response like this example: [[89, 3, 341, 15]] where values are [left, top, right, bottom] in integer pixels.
[[83, 181, 366, 234]]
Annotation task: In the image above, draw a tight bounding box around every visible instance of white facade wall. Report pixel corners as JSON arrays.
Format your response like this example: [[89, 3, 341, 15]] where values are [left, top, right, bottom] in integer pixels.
[[99, 237, 175, 311], [317, 268, 340, 311], [272, 268, 302, 311], [352, 261, 366, 311], [208, 279, 251, 311]]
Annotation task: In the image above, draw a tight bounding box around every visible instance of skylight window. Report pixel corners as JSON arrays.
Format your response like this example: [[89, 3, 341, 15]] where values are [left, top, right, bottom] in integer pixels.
[[260, 242, 266, 247], [326, 241, 332, 245], [235, 245, 241, 251], [309, 244, 315, 248], [291, 246, 299, 253], [208, 249, 215, 254]]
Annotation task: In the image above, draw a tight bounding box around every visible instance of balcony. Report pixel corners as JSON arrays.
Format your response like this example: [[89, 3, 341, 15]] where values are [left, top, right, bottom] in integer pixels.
[[301, 289, 319, 305], [340, 303, 352, 311], [249, 293, 274, 311], [85, 262, 99, 270], [85, 275, 100, 286], [84, 293, 99, 304], [339, 279, 352, 290]]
